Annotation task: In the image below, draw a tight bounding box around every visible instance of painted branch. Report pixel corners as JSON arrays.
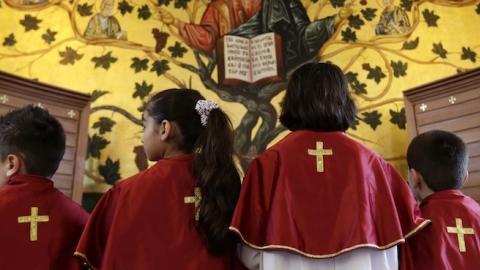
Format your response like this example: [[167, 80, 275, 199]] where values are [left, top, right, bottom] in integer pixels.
[[91, 105, 142, 126]]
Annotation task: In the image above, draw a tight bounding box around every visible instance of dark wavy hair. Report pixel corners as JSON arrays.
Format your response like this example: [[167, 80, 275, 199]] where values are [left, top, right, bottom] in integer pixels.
[[146, 89, 241, 255], [0, 105, 65, 177], [407, 130, 468, 191], [280, 62, 357, 131]]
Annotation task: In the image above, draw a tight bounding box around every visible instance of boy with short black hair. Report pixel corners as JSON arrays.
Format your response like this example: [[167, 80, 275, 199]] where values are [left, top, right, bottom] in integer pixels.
[[0, 105, 89, 270], [401, 130, 480, 269]]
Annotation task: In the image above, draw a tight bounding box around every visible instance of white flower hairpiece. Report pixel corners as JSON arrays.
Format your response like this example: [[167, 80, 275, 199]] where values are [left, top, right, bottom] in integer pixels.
[[195, 100, 219, 126]]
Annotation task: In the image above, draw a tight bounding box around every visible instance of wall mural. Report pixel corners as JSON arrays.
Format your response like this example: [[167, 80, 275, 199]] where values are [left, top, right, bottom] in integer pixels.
[[0, 0, 479, 194]]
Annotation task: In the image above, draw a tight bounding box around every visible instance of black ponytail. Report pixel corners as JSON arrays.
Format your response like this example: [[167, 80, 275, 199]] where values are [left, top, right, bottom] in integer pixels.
[[193, 108, 241, 255], [146, 89, 241, 255]]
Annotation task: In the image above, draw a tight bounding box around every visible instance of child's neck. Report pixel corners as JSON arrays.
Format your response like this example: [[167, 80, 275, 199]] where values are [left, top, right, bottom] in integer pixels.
[[418, 189, 435, 202], [163, 148, 187, 159]]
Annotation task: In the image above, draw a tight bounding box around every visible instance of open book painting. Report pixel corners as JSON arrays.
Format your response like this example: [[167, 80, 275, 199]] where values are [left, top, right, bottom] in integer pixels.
[[217, 32, 284, 86]]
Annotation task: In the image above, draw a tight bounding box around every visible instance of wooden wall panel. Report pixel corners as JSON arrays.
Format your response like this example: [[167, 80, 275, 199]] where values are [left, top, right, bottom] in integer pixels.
[[404, 68, 480, 202]]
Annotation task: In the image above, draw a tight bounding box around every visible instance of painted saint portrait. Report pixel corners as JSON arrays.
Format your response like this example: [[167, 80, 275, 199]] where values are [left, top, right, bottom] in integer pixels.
[[375, 0, 411, 35], [84, 0, 127, 40]]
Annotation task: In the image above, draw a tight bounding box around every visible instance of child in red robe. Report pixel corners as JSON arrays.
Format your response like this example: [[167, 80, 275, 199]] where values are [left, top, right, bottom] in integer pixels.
[[230, 63, 429, 270], [401, 130, 480, 270], [75, 89, 244, 269], [0, 105, 89, 270]]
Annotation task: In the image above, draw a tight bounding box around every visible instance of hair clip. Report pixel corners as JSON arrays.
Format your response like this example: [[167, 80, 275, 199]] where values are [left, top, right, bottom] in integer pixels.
[[195, 100, 219, 126]]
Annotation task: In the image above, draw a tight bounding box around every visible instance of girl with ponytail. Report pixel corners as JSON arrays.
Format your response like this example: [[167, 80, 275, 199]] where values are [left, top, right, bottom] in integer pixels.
[[75, 89, 244, 270]]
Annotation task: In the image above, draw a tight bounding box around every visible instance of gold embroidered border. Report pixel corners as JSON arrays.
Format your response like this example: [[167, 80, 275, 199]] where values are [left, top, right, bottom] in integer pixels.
[[74, 251, 99, 270], [405, 220, 431, 239], [229, 219, 430, 259]]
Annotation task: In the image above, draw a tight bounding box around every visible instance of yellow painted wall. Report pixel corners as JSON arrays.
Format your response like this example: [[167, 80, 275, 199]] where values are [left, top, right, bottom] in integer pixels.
[[0, 0, 479, 193]]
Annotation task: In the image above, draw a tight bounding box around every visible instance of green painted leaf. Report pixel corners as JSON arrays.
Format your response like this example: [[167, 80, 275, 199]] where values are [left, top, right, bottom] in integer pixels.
[[20, 15, 41, 32], [3, 33, 16, 47], [118, 0, 133, 15], [174, 0, 190, 9], [133, 145, 148, 171], [91, 51, 118, 70], [400, 0, 412, 11], [345, 72, 358, 84], [345, 72, 367, 95], [361, 8, 377, 21], [341, 27, 357, 42], [366, 66, 386, 84], [137, 102, 147, 112], [351, 81, 367, 95], [77, 3, 94, 17], [138, 5, 151, 20], [157, 0, 171, 5], [432, 42, 448, 58], [422, 9, 439, 27], [168, 41, 188, 58], [348, 15, 365, 30], [59, 46, 83, 65], [362, 111, 382, 130], [133, 81, 154, 99], [401, 37, 419, 50], [41, 29, 57, 45], [91, 90, 109, 102], [98, 157, 121, 185], [461, 47, 477, 63], [151, 59, 170, 76], [330, 0, 345, 8], [92, 117, 116, 134], [349, 119, 360, 130], [88, 134, 110, 158], [130, 57, 149, 73], [390, 108, 406, 129], [390, 60, 408, 77]]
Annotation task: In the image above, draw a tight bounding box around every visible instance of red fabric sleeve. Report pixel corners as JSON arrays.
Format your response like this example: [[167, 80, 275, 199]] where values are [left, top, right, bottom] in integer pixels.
[[179, 5, 219, 54], [230, 150, 279, 244], [75, 186, 119, 270], [377, 160, 426, 238]]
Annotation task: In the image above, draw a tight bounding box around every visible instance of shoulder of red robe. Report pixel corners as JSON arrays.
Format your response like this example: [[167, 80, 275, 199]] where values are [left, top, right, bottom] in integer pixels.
[[230, 131, 430, 258]]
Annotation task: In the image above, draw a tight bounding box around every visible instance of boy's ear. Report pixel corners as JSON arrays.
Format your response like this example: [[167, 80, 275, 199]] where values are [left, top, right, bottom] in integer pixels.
[[409, 168, 423, 189], [6, 154, 23, 177]]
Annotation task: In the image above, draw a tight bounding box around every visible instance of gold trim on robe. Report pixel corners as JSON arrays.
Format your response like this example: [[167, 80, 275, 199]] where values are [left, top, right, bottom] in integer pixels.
[[74, 251, 99, 270], [229, 219, 431, 259]]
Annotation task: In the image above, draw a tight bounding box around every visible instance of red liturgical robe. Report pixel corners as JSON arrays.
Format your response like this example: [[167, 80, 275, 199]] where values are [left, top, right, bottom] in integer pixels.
[[230, 131, 429, 258], [0, 174, 89, 270], [75, 155, 241, 270], [401, 190, 480, 270]]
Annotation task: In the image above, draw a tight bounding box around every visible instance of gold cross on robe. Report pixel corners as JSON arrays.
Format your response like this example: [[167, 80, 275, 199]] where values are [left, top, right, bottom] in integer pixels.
[[184, 187, 202, 221], [307, 141, 333, 173], [18, 207, 49, 241], [447, 218, 475, 252]]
